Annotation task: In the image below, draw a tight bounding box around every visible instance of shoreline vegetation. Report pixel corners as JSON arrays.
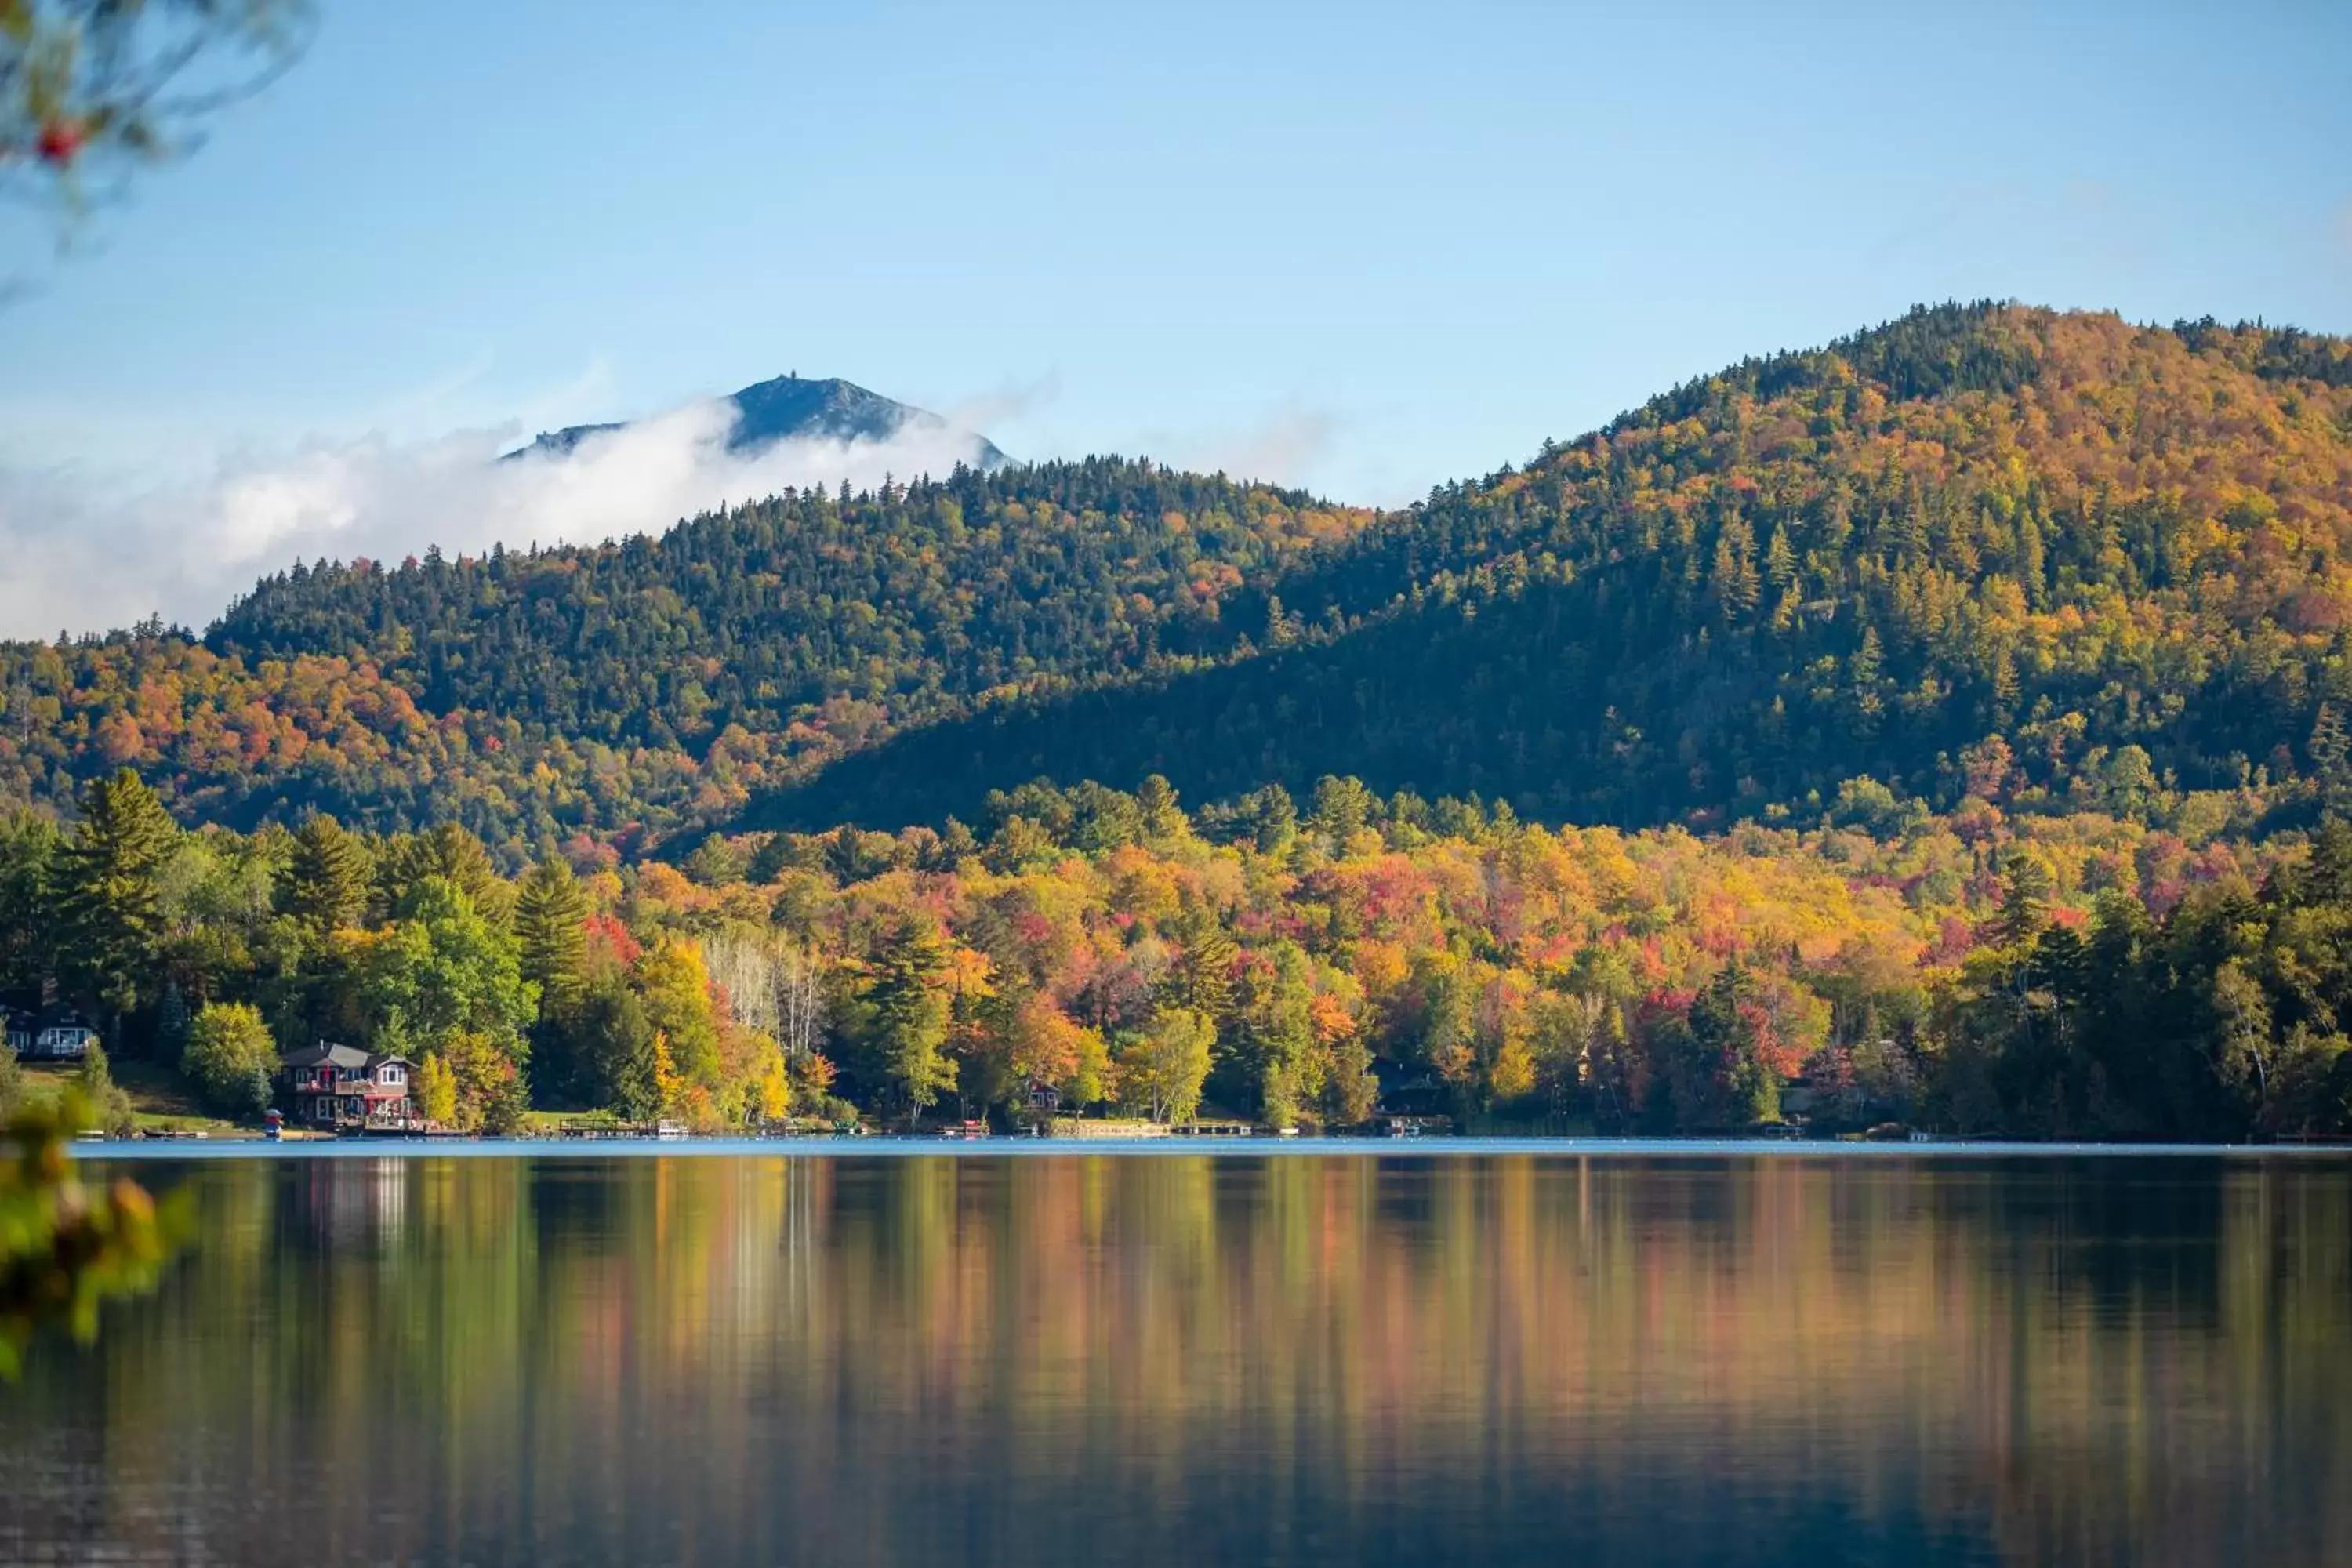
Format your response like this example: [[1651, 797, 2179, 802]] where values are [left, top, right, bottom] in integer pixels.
[[72, 1135, 2352, 1161], [9, 763, 2352, 1150]]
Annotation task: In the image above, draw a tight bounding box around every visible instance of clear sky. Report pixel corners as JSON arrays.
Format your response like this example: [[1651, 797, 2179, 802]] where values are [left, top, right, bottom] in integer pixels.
[[1, 0, 2347, 626]]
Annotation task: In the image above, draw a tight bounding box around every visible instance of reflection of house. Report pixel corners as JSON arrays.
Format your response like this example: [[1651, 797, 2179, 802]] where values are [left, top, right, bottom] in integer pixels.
[[281, 1043, 415, 1130], [16, 1006, 97, 1061]]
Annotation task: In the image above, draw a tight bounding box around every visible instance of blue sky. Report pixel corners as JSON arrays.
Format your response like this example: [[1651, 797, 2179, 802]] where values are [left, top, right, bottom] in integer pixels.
[[1, 0, 2347, 626]]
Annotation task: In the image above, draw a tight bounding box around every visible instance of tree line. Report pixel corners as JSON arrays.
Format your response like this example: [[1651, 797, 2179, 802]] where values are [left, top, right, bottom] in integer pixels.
[[5, 764, 2348, 1141]]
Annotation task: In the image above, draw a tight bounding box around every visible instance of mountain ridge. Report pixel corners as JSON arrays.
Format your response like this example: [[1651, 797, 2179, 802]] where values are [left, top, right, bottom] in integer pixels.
[[4, 302, 2349, 859], [510, 372, 1008, 468], [752, 303, 2352, 833]]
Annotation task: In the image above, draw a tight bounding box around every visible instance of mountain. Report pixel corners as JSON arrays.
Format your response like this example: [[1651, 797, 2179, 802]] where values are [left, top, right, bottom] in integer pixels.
[[13, 303, 2352, 1145], [510, 372, 1008, 468], [754, 303, 2352, 834], [0, 461, 1367, 851], [3, 303, 2348, 860]]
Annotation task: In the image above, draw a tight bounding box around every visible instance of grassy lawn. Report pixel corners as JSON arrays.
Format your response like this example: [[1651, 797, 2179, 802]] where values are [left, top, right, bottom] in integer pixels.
[[15, 1058, 256, 1139], [518, 1108, 632, 1136]]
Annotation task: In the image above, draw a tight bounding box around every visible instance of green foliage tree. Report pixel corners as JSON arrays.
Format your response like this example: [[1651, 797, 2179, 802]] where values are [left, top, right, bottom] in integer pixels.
[[74, 1039, 133, 1135], [559, 967, 660, 1118], [0, 810, 58, 995], [180, 1000, 277, 1120], [1117, 1006, 1215, 1123]]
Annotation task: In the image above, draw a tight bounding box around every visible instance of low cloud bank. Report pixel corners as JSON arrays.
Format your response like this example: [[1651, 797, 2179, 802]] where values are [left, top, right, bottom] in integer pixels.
[[0, 400, 996, 640]]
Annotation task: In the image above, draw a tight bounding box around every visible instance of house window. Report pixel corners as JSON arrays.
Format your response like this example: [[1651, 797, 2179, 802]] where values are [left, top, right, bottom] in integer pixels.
[[380, 1067, 404, 1085]]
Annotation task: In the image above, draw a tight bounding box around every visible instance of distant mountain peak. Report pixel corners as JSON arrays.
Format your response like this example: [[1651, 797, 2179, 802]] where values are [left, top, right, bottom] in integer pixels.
[[512, 373, 1007, 468]]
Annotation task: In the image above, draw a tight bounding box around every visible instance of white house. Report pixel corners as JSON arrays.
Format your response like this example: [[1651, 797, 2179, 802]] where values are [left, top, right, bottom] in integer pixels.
[[23, 1006, 98, 1061]]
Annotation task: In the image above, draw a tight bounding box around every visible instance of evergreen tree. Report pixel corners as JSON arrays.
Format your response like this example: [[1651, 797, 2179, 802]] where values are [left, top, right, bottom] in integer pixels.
[[1164, 898, 1238, 1024], [56, 770, 179, 1033], [1994, 852, 2054, 950], [0, 810, 60, 996], [378, 823, 503, 923], [868, 917, 954, 1124], [1134, 775, 1188, 840], [514, 858, 589, 1011], [284, 815, 371, 937]]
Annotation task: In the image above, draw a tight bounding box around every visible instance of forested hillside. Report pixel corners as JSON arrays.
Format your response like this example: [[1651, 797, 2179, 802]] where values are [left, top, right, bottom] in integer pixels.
[[763, 305, 2352, 832], [7, 305, 2346, 860], [0, 460, 1367, 855]]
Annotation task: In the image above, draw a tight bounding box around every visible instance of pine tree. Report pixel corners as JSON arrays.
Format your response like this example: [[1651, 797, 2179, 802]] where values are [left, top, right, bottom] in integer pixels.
[[56, 770, 179, 1029], [1164, 898, 1239, 1025], [2311, 702, 2350, 809], [1711, 520, 1759, 620], [1135, 775, 1187, 840], [746, 833, 793, 885], [1251, 784, 1298, 855], [1762, 526, 1796, 593], [76, 1040, 135, 1134], [514, 858, 589, 1012], [285, 814, 371, 937], [1994, 852, 2054, 950], [869, 917, 953, 1124], [378, 823, 502, 921]]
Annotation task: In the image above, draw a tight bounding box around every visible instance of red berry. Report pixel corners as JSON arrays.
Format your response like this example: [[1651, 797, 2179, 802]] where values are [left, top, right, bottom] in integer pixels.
[[36, 119, 85, 165]]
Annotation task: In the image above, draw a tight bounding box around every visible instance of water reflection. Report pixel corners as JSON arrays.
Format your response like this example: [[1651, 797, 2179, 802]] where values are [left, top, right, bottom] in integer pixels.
[[3, 1154, 2348, 1566]]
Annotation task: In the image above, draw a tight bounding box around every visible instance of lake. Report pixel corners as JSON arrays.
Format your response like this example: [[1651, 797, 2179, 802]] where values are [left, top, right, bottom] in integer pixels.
[[4, 1146, 2349, 1566]]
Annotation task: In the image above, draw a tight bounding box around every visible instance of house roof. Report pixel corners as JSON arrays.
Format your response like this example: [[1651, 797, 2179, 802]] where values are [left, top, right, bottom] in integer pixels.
[[281, 1043, 413, 1072]]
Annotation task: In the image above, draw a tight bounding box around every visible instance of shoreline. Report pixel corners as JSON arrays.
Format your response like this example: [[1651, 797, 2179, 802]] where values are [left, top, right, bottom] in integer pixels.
[[70, 1135, 2352, 1161]]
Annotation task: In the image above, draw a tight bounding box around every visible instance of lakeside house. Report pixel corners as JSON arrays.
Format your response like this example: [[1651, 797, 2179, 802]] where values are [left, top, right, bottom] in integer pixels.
[[281, 1043, 416, 1131], [5, 1004, 98, 1062]]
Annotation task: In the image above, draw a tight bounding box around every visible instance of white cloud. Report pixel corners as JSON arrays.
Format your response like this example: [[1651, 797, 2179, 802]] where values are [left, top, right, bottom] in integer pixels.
[[0, 399, 997, 639], [1125, 400, 1351, 494]]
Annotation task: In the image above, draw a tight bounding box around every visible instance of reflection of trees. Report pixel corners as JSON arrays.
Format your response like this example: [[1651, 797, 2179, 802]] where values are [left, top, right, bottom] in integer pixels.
[[2, 1155, 2347, 1565]]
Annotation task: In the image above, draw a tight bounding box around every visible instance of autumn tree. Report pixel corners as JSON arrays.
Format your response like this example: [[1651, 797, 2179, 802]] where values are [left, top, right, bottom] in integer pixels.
[[635, 945, 715, 1105]]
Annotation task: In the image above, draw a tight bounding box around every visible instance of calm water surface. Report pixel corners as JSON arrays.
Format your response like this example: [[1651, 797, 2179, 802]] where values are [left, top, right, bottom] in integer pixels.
[[3, 1148, 2349, 1566]]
